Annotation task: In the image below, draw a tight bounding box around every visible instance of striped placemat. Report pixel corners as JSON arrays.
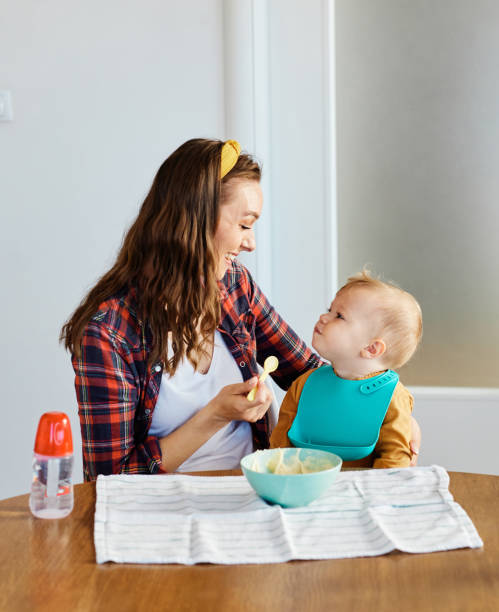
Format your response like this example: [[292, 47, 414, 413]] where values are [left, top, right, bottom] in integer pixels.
[[94, 465, 482, 564]]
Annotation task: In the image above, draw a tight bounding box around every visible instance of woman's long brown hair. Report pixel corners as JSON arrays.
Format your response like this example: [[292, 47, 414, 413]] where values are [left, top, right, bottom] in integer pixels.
[[60, 138, 261, 375]]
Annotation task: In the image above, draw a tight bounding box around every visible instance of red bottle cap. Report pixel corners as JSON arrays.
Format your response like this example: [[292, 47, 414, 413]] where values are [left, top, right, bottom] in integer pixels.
[[34, 412, 73, 457]]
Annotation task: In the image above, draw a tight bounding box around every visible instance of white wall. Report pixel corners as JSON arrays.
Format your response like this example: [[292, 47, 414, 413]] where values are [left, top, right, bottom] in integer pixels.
[[266, 0, 334, 344], [409, 388, 499, 475], [0, 0, 224, 499], [335, 0, 499, 388]]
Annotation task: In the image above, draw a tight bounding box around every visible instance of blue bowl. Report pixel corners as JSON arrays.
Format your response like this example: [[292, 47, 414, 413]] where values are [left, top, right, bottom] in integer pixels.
[[241, 448, 342, 507]]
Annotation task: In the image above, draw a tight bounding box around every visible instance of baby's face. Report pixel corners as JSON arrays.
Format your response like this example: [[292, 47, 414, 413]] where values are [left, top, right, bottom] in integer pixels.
[[312, 287, 382, 365]]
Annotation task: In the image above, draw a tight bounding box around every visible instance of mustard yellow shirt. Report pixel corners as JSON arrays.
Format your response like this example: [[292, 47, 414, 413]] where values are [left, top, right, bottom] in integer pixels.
[[270, 368, 413, 468]]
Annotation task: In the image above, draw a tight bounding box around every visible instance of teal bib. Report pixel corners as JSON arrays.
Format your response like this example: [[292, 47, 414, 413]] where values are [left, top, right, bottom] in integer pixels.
[[287, 366, 399, 461]]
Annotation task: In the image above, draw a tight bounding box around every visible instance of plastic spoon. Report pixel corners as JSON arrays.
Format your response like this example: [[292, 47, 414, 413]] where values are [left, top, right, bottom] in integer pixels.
[[247, 356, 279, 401]]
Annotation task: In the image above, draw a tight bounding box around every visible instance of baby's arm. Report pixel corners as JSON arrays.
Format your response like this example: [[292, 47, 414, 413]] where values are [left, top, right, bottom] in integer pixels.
[[269, 384, 299, 447], [269, 370, 316, 447], [372, 382, 413, 468]]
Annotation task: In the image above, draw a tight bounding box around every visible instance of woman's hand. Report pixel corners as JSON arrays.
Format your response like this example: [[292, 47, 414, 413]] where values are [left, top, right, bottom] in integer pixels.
[[159, 377, 272, 473], [207, 377, 273, 425], [409, 416, 421, 466]]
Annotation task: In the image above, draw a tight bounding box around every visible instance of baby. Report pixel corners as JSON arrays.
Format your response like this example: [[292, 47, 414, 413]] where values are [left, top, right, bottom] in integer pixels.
[[270, 270, 422, 468]]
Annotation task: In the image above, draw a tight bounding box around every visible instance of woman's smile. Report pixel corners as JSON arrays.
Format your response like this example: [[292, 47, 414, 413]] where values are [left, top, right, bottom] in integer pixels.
[[224, 252, 238, 265], [214, 179, 263, 279]]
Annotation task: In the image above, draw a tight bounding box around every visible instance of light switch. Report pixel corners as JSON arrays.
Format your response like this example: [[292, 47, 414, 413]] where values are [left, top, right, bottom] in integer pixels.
[[0, 91, 13, 121]]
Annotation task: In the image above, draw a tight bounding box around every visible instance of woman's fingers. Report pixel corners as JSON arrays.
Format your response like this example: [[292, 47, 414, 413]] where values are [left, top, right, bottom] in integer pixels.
[[246, 382, 272, 406], [252, 381, 271, 405], [242, 402, 270, 422], [227, 377, 258, 395], [247, 384, 273, 421], [209, 378, 272, 424]]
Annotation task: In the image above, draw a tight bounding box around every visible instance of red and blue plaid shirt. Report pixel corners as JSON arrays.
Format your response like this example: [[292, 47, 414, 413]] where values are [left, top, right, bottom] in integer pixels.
[[72, 260, 321, 481]]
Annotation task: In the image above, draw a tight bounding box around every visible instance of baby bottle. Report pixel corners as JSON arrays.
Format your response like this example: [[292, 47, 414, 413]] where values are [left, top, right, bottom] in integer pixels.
[[29, 411, 74, 519]]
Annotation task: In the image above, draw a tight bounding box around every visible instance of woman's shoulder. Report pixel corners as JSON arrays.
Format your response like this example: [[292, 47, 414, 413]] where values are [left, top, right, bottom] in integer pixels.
[[87, 286, 144, 348]]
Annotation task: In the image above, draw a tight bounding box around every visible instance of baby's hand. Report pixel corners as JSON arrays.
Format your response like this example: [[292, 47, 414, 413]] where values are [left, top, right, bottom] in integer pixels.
[[409, 416, 421, 466]]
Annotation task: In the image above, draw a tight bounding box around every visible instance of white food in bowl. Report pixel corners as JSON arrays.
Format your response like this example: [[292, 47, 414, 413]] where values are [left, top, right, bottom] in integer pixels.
[[249, 448, 337, 475]]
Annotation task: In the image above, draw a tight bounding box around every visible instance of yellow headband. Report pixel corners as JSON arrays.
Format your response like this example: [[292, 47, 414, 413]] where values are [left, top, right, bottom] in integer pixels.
[[220, 140, 241, 179]]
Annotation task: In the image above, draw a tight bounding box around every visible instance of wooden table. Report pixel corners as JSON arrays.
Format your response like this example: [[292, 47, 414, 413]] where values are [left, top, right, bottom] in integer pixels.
[[1, 471, 498, 612]]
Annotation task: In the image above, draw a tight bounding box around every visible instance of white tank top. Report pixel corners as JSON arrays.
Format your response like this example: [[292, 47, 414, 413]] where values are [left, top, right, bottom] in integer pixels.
[[149, 331, 253, 471]]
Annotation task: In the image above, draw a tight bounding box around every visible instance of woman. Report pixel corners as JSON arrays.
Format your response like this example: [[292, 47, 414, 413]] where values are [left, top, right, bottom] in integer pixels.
[[61, 138, 420, 480]]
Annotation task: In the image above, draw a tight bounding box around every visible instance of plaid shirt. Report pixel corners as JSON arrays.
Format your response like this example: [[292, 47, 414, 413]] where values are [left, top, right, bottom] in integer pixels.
[[72, 260, 321, 481]]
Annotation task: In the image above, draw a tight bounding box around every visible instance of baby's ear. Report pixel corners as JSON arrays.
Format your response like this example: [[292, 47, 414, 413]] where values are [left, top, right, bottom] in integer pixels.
[[360, 339, 386, 359]]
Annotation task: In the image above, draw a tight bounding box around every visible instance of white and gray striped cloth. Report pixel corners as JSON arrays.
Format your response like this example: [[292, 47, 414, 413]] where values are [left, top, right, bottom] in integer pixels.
[[94, 465, 482, 565]]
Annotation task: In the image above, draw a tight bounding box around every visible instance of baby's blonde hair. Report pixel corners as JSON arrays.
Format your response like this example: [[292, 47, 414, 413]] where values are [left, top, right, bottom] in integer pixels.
[[338, 269, 422, 369]]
